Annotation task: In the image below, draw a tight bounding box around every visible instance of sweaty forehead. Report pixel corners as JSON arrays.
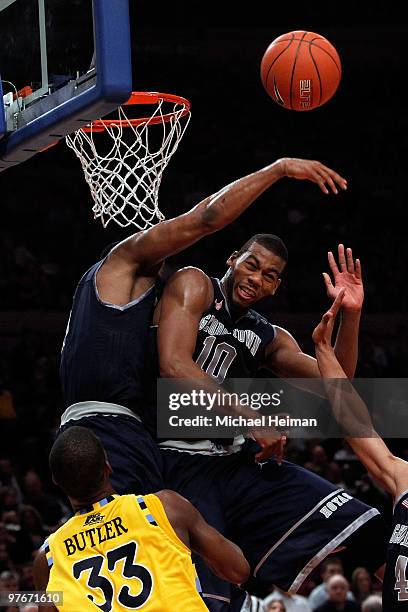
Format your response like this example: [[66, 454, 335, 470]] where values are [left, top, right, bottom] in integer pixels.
[[243, 242, 286, 272]]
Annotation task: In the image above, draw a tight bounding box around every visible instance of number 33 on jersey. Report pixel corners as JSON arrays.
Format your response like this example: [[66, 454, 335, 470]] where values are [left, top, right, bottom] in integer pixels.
[[43, 494, 207, 611]]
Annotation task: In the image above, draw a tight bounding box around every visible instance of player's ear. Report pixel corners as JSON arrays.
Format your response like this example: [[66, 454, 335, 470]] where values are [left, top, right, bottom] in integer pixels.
[[271, 278, 282, 295], [227, 251, 239, 267], [105, 459, 113, 478]]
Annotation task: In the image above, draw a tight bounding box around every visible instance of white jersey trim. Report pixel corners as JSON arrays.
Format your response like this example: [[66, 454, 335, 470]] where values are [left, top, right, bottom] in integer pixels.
[[202, 594, 231, 604], [93, 259, 155, 311], [289, 507, 379, 593], [394, 488, 408, 512], [159, 435, 245, 456], [254, 488, 346, 577], [60, 401, 141, 426]]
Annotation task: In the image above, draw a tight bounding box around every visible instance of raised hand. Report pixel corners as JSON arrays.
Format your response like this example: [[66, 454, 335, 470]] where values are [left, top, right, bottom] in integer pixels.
[[312, 289, 345, 347], [323, 244, 363, 312], [280, 158, 348, 194]]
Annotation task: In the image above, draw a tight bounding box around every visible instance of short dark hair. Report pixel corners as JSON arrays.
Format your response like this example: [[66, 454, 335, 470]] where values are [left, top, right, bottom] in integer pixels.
[[49, 427, 106, 499], [237, 234, 288, 264]]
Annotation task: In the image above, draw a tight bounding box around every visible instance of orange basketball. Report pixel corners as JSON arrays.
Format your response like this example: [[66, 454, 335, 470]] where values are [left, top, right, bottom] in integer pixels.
[[260, 31, 342, 111]]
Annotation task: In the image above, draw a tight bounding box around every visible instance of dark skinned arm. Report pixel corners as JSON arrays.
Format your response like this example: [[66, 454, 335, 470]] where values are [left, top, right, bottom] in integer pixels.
[[156, 489, 250, 585], [97, 159, 347, 305], [33, 548, 58, 612]]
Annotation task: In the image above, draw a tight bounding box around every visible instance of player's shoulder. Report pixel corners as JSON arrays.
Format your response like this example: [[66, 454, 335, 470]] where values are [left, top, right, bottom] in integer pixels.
[[153, 489, 195, 520], [271, 324, 299, 344], [153, 489, 191, 508], [393, 457, 408, 502], [169, 266, 210, 284], [165, 267, 214, 303], [247, 308, 276, 332]]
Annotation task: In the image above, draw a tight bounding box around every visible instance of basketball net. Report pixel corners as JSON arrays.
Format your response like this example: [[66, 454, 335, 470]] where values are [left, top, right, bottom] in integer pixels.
[[66, 93, 191, 228]]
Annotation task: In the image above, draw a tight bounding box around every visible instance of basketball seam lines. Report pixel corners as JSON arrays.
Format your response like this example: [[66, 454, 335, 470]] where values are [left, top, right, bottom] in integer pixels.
[[308, 43, 322, 107], [264, 34, 294, 100], [289, 31, 308, 110], [308, 37, 342, 74], [269, 37, 341, 75]]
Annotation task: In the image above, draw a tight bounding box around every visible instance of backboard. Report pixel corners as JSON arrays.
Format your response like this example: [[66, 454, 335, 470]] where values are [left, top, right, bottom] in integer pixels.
[[0, 0, 132, 172]]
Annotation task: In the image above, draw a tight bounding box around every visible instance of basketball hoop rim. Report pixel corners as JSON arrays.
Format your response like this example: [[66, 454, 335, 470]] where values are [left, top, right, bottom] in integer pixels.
[[80, 91, 191, 133]]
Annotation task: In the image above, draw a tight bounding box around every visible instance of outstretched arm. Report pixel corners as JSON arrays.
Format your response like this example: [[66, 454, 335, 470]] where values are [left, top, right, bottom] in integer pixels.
[[98, 159, 347, 304], [157, 489, 250, 585], [313, 292, 408, 500]]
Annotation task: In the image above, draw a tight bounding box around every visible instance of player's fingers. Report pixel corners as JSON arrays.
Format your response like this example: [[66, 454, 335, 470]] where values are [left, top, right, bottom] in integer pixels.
[[313, 172, 330, 194], [317, 163, 348, 190], [317, 170, 338, 194], [322, 272, 334, 291], [328, 251, 339, 275], [322, 312, 333, 326], [355, 258, 362, 280], [346, 247, 355, 273], [337, 244, 347, 272], [329, 288, 346, 317]]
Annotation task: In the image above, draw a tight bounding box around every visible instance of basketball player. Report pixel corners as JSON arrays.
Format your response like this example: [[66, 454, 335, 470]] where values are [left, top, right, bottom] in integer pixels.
[[149, 236, 387, 610], [313, 290, 408, 610], [33, 426, 250, 611], [59, 157, 346, 495]]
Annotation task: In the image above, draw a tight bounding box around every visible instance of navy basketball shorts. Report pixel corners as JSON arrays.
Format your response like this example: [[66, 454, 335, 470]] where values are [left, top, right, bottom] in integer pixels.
[[59, 415, 165, 494], [161, 442, 387, 610]]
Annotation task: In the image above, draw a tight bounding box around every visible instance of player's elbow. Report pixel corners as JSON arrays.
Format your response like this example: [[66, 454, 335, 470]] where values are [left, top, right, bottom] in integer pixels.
[[159, 354, 186, 378], [216, 557, 250, 585], [213, 543, 250, 584], [229, 558, 250, 585], [198, 199, 227, 233]]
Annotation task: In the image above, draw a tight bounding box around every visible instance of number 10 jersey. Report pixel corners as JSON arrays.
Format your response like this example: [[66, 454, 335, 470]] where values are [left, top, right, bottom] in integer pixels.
[[193, 277, 277, 383]]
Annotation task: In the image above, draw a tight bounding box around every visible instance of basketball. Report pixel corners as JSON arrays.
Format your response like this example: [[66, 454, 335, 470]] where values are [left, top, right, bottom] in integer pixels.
[[260, 31, 342, 111]]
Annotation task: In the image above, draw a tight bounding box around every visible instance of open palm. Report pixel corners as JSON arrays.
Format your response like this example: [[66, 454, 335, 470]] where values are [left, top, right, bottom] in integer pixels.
[[323, 244, 364, 312]]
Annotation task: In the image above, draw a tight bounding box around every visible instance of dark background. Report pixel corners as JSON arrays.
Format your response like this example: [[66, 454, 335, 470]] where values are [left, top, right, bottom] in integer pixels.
[[0, 0, 406, 600], [1, 1, 407, 315]]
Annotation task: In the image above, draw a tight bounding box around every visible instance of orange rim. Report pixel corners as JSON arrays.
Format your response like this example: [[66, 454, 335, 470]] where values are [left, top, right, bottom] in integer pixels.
[[80, 91, 191, 133]]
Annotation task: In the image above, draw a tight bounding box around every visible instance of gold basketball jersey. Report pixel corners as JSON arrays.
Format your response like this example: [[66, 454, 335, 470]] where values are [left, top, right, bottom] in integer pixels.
[[44, 493, 207, 611]]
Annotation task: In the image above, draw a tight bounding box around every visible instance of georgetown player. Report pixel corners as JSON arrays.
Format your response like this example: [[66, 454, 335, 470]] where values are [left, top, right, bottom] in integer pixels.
[[313, 290, 408, 610], [59, 158, 346, 495], [33, 426, 250, 611], [150, 236, 387, 610]]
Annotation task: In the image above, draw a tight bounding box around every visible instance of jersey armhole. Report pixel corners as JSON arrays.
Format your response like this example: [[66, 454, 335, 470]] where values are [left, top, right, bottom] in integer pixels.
[[41, 534, 54, 569], [144, 494, 191, 555]]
